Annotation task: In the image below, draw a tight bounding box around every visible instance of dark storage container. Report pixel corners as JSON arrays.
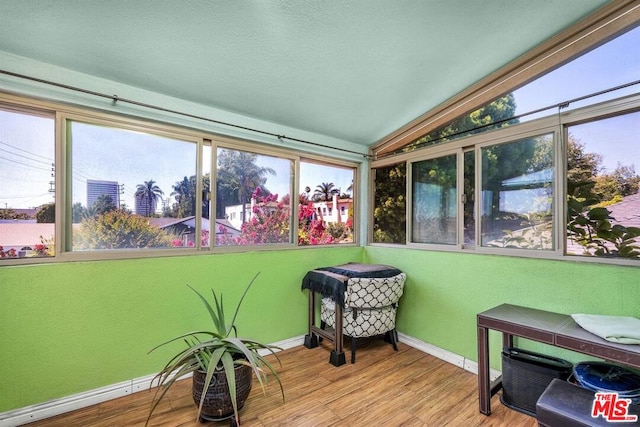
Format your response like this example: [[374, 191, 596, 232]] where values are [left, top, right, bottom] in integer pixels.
[[501, 347, 573, 416]]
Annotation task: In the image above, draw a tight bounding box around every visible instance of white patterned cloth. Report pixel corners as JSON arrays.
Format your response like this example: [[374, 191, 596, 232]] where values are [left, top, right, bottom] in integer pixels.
[[321, 273, 406, 338]]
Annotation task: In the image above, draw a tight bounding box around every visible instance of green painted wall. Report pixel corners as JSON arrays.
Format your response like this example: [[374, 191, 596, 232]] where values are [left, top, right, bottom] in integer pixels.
[[364, 247, 640, 367], [0, 247, 361, 412], [2, 245, 639, 413]]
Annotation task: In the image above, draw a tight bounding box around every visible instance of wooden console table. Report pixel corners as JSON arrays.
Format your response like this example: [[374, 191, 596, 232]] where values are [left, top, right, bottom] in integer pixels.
[[477, 304, 640, 415]]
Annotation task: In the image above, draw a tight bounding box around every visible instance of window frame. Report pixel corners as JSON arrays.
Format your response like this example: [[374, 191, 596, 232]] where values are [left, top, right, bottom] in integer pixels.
[[473, 124, 561, 257], [370, 91, 640, 266], [407, 147, 464, 250], [0, 93, 360, 265], [211, 138, 298, 251], [58, 110, 205, 262], [298, 157, 359, 247], [369, 160, 407, 245], [0, 103, 56, 262]]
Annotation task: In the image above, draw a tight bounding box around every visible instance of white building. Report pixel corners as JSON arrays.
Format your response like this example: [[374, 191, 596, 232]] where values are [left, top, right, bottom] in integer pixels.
[[224, 194, 352, 230], [311, 194, 352, 225], [87, 179, 120, 209]]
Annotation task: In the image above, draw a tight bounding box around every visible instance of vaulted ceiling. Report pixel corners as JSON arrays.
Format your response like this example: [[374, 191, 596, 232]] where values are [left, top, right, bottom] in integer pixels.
[[0, 1, 609, 146]]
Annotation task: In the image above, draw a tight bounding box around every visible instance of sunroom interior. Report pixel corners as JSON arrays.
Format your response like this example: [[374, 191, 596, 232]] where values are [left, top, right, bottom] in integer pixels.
[[1, 1, 640, 425]]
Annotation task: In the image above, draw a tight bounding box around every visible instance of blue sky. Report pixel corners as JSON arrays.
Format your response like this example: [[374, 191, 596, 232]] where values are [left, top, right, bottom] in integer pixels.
[[0, 111, 55, 210], [0, 113, 353, 211], [1, 26, 638, 210], [513, 25, 639, 116], [512, 25, 640, 173]]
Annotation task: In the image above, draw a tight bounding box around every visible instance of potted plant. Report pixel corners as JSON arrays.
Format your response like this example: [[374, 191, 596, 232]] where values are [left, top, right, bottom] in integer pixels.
[[146, 272, 284, 426]]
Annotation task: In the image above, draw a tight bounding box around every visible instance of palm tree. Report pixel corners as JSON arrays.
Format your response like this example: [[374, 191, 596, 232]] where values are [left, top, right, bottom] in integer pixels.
[[170, 176, 195, 218], [169, 174, 211, 219], [313, 182, 340, 202], [135, 180, 164, 217], [217, 150, 275, 223]]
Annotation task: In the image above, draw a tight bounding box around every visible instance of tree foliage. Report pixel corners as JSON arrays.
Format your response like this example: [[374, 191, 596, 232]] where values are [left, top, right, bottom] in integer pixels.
[[409, 94, 518, 150], [0, 208, 28, 220], [36, 203, 55, 223], [72, 202, 85, 223], [89, 194, 118, 217], [74, 209, 173, 249], [567, 136, 602, 199], [217, 150, 275, 222], [313, 182, 340, 202], [373, 95, 519, 244], [593, 163, 640, 202], [373, 163, 406, 243], [168, 174, 211, 219], [215, 189, 347, 246], [565, 137, 640, 258]]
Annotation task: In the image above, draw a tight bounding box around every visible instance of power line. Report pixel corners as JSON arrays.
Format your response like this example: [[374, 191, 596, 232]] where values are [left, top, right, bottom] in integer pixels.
[[0, 147, 52, 166], [380, 78, 640, 158], [0, 155, 51, 172], [0, 140, 53, 162]]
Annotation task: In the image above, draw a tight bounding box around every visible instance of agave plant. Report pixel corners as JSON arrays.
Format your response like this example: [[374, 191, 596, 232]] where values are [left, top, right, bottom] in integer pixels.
[[146, 272, 284, 425]]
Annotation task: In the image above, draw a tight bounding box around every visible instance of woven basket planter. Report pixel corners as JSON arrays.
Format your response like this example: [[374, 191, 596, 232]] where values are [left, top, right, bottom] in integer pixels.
[[192, 364, 253, 421]]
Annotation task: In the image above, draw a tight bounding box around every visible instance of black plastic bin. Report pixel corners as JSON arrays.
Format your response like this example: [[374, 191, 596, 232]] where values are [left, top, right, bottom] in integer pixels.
[[501, 347, 573, 416]]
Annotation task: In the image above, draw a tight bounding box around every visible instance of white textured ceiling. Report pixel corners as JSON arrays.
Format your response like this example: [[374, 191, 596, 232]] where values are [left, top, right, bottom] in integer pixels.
[[0, 0, 608, 146]]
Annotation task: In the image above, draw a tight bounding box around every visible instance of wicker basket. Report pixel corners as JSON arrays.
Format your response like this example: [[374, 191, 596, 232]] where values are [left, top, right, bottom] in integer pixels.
[[192, 364, 253, 421]]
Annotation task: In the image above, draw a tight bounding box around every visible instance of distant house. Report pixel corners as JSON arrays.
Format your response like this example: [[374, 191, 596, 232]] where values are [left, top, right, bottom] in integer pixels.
[[311, 194, 352, 225], [0, 222, 55, 255], [223, 198, 280, 230], [606, 192, 640, 228], [153, 216, 240, 246], [224, 194, 352, 230], [567, 192, 640, 256]]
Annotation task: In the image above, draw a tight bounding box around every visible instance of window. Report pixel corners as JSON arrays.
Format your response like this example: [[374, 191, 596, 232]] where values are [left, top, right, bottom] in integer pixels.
[[480, 133, 555, 250], [215, 148, 293, 246], [566, 111, 640, 259], [411, 154, 458, 245], [0, 107, 55, 259], [0, 95, 359, 263], [372, 162, 406, 244], [69, 119, 198, 252], [299, 161, 355, 245], [371, 20, 640, 263]]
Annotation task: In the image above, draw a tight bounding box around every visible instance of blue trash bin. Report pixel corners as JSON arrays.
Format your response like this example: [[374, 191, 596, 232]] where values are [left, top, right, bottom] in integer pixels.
[[573, 361, 640, 404]]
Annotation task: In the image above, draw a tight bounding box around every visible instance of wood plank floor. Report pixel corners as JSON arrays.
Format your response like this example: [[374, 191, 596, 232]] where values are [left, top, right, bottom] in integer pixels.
[[24, 339, 536, 426]]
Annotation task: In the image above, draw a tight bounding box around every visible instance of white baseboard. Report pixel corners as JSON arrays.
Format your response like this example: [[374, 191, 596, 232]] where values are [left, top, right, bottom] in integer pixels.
[[397, 332, 502, 382], [0, 334, 493, 427], [0, 375, 157, 427], [0, 335, 306, 427]]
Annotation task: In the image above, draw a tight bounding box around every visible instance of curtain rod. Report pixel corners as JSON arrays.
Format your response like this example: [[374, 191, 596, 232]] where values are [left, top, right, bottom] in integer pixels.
[[0, 69, 370, 158], [378, 78, 640, 159]]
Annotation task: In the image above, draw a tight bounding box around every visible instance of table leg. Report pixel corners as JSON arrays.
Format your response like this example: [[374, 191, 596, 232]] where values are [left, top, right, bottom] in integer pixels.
[[303, 291, 318, 349], [478, 325, 491, 415], [328, 303, 346, 366], [503, 332, 513, 349]]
